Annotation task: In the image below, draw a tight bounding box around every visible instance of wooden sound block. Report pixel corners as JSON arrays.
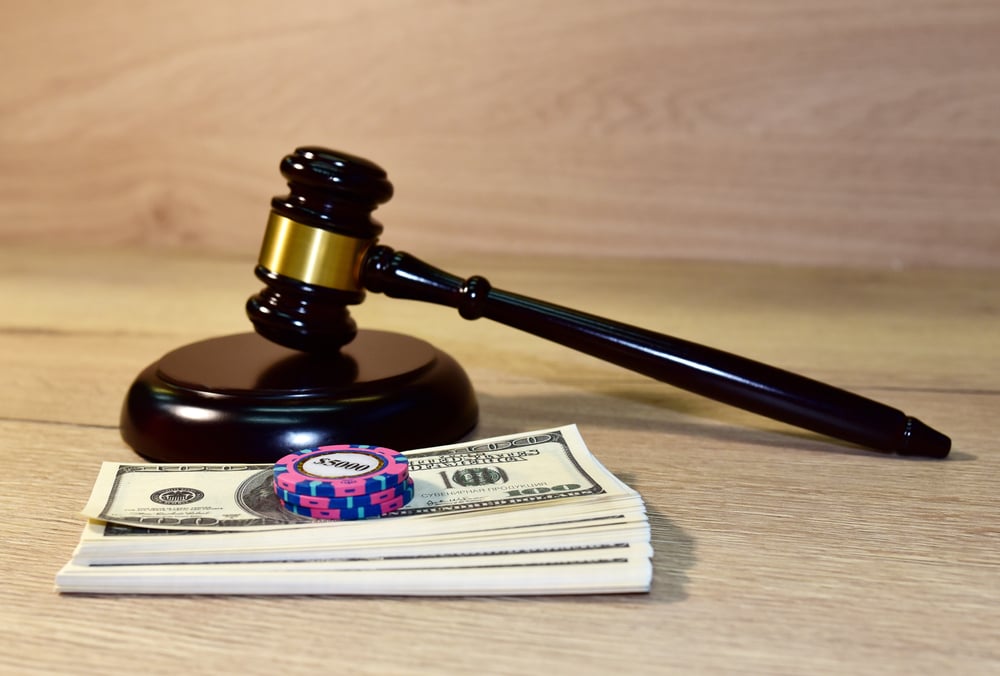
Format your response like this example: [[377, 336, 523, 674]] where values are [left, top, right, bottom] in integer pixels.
[[120, 330, 478, 463]]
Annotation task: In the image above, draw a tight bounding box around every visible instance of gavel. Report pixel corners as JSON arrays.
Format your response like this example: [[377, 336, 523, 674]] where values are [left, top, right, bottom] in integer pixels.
[[238, 146, 949, 458]]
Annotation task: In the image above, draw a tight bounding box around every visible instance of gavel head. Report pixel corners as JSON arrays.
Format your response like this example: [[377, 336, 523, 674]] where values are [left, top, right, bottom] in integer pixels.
[[246, 147, 393, 353]]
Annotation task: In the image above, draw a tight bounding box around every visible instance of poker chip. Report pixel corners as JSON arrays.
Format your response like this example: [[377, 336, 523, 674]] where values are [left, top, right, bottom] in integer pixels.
[[272, 444, 413, 520], [273, 445, 409, 498], [280, 479, 415, 521], [275, 477, 414, 510]]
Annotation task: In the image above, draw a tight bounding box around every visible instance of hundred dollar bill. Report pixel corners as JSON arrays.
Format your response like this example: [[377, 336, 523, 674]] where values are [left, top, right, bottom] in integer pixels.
[[72, 510, 651, 565], [56, 547, 653, 595], [81, 425, 639, 531]]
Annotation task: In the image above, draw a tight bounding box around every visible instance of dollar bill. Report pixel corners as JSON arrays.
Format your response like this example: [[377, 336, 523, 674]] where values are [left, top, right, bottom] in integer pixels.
[[59, 425, 653, 595], [71, 511, 651, 565], [55, 547, 653, 595], [81, 424, 637, 531]]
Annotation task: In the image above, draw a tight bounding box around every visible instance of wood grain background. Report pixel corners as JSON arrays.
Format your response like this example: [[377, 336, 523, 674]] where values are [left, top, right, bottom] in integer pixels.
[[2, 0, 998, 267]]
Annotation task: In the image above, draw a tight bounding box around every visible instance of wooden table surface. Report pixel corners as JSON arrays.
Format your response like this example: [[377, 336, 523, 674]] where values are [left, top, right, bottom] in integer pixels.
[[1, 245, 997, 674]]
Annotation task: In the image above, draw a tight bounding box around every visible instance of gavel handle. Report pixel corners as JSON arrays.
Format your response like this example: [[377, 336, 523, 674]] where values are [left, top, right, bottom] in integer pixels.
[[362, 245, 950, 457]]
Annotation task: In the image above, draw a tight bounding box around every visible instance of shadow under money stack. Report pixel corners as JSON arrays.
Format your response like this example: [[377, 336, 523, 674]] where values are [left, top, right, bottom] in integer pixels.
[[273, 445, 414, 520]]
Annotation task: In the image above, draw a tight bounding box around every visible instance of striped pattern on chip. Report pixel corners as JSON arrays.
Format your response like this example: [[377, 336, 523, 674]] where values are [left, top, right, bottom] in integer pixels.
[[281, 479, 415, 521], [272, 444, 413, 520], [276, 478, 414, 510]]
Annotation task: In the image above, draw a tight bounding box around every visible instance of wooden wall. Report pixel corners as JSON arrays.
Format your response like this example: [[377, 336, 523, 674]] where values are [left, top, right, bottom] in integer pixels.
[[2, 0, 998, 267]]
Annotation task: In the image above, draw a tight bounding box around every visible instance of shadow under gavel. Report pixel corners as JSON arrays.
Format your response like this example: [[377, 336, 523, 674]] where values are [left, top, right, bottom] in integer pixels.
[[243, 146, 949, 459]]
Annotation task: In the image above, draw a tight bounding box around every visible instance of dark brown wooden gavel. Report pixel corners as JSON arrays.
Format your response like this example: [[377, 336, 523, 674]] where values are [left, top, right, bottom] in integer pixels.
[[245, 146, 950, 458]]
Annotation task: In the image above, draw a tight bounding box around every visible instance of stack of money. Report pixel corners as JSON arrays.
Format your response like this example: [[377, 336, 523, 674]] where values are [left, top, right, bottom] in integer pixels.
[[56, 425, 652, 596]]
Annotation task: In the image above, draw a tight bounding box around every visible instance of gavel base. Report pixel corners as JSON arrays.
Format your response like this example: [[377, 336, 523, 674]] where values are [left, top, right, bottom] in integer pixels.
[[120, 330, 479, 463]]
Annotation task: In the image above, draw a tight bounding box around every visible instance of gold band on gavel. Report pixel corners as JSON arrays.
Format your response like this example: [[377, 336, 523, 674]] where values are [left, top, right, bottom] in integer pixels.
[[256, 212, 373, 292]]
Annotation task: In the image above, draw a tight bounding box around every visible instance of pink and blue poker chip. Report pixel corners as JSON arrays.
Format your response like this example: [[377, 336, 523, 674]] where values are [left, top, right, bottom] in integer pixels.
[[272, 444, 413, 520]]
